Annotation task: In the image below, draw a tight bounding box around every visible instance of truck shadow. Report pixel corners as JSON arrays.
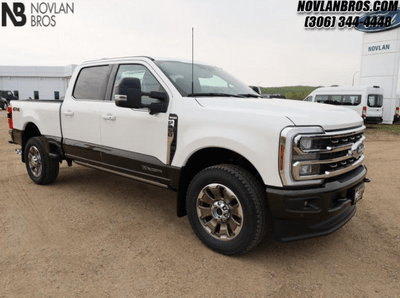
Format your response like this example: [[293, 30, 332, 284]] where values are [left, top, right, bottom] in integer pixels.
[[54, 163, 354, 260]]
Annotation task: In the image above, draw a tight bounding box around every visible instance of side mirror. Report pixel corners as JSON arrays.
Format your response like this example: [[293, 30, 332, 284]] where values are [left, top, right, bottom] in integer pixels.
[[251, 86, 261, 94], [115, 77, 142, 108]]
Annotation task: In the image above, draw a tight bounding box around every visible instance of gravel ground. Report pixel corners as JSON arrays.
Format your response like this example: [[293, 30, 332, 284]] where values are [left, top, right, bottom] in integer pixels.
[[0, 110, 399, 297]]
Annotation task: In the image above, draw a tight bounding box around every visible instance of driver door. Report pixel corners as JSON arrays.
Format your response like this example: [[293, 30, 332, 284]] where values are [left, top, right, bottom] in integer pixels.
[[99, 63, 170, 184]]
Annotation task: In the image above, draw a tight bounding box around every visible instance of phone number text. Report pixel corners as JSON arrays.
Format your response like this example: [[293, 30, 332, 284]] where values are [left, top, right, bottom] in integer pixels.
[[304, 15, 393, 28]]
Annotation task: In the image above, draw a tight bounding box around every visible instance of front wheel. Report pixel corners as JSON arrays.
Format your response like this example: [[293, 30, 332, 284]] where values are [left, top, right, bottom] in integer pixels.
[[186, 165, 268, 255], [1, 102, 7, 110], [24, 137, 59, 185]]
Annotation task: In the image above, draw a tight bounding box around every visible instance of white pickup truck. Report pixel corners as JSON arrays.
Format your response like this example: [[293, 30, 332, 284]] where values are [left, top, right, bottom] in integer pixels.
[[7, 56, 368, 254]]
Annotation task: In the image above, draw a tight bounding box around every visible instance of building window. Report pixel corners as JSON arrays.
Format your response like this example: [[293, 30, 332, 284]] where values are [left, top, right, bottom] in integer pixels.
[[54, 91, 60, 100], [14, 91, 19, 99], [34, 91, 39, 100]]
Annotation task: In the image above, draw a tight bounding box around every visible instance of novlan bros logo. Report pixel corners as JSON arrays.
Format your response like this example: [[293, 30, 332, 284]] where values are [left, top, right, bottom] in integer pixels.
[[1, 2, 74, 27], [1, 2, 26, 26]]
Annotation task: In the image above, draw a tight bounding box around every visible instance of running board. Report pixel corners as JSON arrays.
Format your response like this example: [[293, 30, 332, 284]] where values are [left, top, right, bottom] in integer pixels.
[[74, 160, 169, 189]]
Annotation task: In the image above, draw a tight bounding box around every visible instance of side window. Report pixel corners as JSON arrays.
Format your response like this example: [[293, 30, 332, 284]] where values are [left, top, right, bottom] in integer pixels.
[[113, 64, 166, 105], [315, 95, 329, 103], [73, 65, 110, 100], [304, 96, 312, 102], [348, 95, 361, 105], [331, 95, 342, 104]]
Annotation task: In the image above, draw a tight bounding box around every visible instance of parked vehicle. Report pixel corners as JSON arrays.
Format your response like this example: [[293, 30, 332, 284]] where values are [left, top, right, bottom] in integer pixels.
[[0, 97, 8, 110], [7, 57, 368, 254], [0, 90, 17, 102], [304, 86, 384, 124], [395, 93, 400, 123], [261, 94, 286, 99]]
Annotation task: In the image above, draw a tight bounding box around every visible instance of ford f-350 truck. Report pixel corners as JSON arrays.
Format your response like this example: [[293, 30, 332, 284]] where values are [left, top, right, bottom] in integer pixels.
[[7, 56, 368, 255]]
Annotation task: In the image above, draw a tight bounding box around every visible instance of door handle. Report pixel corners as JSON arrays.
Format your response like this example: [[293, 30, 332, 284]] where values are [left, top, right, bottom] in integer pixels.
[[102, 114, 116, 121], [63, 110, 74, 117]]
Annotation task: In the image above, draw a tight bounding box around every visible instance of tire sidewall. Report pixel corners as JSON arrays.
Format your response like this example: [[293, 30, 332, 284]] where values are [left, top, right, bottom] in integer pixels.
[[24, 137, 47, 184], [186, 166, 265, 254]]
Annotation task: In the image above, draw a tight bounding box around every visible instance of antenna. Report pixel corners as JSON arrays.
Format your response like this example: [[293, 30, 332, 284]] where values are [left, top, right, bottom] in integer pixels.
[[191, 27, 194, 95]]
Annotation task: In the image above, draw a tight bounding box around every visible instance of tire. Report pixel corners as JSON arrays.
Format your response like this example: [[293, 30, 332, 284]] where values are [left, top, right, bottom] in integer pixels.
[[186, 164, 268, 255], [1, 102, 6, 110], [24, 137, 59, 185]]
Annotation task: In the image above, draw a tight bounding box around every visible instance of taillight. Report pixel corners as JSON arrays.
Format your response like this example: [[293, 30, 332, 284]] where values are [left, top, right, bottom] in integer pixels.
[[362, 106, 367, 119], [396, 107, 399, 116], [7, 105, 13, 129]]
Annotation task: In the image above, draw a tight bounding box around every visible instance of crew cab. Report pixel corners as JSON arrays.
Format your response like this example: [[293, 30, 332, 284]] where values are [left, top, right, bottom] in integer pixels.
[[7, 56, 368, 254]]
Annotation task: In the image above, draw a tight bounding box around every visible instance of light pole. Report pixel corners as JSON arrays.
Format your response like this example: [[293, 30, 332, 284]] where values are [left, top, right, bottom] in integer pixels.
[[352, 71, 359, 86], [257, 81, 264, 94]]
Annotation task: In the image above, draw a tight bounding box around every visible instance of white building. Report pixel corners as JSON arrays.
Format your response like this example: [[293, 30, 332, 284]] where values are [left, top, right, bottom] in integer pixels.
[[357, 10, 400, 124], [0, 65, 77, 100]]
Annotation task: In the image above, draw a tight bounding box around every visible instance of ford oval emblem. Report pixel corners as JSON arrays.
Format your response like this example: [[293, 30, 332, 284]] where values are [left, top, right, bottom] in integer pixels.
[[355, 9, 400, 33], [350, 143, 365, 159]]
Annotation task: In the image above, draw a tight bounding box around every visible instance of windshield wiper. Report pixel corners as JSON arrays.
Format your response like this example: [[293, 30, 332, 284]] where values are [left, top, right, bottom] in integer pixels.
[[238, 93, 262, 98], [187, 93, 244, 98]]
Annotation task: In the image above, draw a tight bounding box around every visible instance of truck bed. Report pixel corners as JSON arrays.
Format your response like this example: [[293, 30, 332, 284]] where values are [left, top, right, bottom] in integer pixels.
[[10, 100, 63, 139]]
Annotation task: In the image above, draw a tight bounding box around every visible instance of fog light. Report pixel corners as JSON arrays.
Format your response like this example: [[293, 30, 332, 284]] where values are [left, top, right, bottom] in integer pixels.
[[299, 164, 320, 176]]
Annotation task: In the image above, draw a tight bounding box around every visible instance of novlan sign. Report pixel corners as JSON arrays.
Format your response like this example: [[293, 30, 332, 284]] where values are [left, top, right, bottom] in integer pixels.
[[1, 2, 26, 26], [368, 44, 390, 52], [356, 8, 400, 33], [1, 2, 74, 27]]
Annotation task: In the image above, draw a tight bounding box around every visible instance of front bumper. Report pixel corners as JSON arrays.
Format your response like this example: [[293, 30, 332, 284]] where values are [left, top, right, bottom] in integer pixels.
[[266, 165, 367, 242]]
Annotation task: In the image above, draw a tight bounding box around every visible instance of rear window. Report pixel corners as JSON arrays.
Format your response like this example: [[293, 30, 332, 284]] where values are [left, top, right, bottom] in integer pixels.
[[73, 65, 110, 100], [368, 94, 383, 108], [315, 94, 361, 106]]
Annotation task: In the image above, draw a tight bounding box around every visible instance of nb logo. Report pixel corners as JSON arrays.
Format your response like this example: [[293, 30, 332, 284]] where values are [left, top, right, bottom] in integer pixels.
[[1, 2, 26, 27]]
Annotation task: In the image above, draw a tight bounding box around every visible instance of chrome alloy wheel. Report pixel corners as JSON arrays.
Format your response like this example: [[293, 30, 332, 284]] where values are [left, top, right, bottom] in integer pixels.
[[27, 146, 42, 178], [196, 183, 244, 241]]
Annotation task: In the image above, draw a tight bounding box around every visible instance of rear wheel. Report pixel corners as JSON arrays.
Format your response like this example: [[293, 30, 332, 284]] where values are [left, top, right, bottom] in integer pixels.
[[186, 164, 268, 255], [24, 137, 59, 185]]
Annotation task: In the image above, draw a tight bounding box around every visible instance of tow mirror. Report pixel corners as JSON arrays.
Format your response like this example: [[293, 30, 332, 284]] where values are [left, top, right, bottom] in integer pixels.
[[115, 77, 142, 108], [115, 77, 168, 114], [251, 86, 261, 94]]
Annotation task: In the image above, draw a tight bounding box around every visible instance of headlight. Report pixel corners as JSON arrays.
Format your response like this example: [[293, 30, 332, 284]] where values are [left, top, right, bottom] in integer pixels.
[[279, 126, 366, 187]]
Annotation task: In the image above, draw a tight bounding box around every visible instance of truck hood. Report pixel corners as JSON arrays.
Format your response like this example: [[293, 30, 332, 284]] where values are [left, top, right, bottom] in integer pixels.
[[195, 97, 363, 131]]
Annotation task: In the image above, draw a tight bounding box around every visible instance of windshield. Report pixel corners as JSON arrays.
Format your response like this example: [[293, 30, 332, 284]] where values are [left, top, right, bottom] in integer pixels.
[[154, 60, 259, 97]]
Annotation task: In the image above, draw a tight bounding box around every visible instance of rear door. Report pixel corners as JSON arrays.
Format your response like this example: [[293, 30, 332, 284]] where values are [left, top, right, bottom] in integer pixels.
[[366, 94, 384, 119], [61, 64, 112, 163]]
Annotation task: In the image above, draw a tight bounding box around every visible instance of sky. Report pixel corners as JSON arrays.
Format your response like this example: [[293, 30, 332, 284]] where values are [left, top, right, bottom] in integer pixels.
[[0, 0, 368, 87]]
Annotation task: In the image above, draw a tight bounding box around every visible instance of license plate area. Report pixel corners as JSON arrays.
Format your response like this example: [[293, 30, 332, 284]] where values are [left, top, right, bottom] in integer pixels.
[[352, 183, 365, 205]]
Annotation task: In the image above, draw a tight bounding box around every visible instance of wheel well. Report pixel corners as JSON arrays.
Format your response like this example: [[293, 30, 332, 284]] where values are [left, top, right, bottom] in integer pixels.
[[176, 147, 264, 217], [21, 123, 41, 162]]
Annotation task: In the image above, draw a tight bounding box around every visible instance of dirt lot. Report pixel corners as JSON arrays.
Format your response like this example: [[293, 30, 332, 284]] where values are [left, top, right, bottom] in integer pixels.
[[0, 110, 399, 298]]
